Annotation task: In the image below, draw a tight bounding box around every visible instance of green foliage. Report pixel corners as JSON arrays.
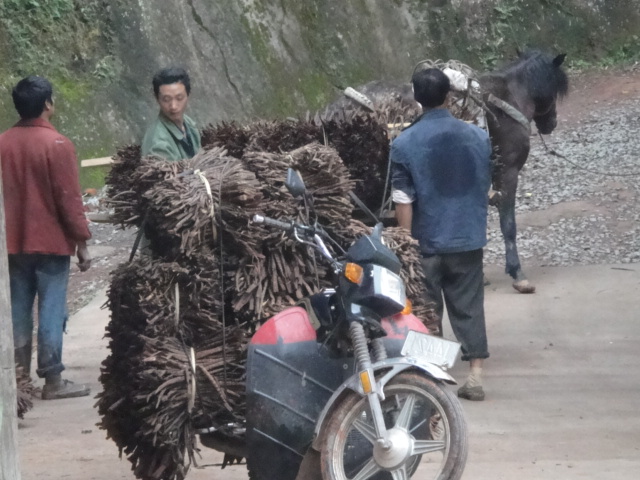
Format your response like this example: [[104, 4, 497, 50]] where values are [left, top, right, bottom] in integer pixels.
[[466, 0, 597, 70], [80, 164, 110, 189], [555, 29, 639, 69], [600, 35, 640, 66], [0, 0, 112, 79], [566, 58, 593, 70], [0, 0, 117, 189], [93, 55, 120, 81], [50, 75, 90, 104], [465, 0, 637, 71], [474, 0, 524, 69]]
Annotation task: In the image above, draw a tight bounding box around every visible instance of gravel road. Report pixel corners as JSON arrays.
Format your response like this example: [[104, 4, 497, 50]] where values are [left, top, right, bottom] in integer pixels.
[[485, 67, 640, 271]]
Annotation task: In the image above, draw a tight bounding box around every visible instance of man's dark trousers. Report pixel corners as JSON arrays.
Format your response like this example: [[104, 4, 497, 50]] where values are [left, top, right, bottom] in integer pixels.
[[420, 248, 489, 361]]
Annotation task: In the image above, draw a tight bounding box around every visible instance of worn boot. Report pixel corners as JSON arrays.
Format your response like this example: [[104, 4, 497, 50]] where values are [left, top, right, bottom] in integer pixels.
[[457, 383, 485, 401], [457, 365, 485, 401], [41, 374, 90, 400], [14, 344, 33, 377]]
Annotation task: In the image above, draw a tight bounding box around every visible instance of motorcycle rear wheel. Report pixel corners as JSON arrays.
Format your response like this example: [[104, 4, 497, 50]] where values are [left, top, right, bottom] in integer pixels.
[[320, 372, 468, 480]]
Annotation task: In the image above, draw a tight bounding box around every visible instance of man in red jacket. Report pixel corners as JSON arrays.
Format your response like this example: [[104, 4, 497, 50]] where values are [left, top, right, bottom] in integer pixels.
[[0, 75, 92, 399]]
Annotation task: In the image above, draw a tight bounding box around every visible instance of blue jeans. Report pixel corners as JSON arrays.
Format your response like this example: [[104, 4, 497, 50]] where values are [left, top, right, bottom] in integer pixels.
[[9, 254, 70, 378]]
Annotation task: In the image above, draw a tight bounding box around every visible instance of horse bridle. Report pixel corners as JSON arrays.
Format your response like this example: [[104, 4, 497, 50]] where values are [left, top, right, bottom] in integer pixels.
[[486, 93, 531, 134], [412, 58, 532, 134]]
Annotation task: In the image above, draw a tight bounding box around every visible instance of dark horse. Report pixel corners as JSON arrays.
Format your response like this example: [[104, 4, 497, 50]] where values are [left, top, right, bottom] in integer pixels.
[[480, 50, 568, 292], [325, 49, 569, 293]]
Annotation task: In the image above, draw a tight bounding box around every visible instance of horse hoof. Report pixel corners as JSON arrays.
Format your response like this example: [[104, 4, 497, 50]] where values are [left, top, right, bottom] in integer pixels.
[[513, 280, 535, 294], [488, 190, 502, 207]]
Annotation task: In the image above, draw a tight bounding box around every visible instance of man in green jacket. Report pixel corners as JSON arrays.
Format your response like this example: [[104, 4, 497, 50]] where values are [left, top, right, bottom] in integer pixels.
[[142, 67, 201, 160]]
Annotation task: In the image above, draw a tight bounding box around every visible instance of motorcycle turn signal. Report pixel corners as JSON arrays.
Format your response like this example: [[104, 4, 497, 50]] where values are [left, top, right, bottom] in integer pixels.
[[400, 299, 412, 315], [344, 262, 364, 284]]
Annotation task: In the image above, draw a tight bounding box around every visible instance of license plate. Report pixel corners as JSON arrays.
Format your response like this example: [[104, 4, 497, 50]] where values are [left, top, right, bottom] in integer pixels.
[[401, 330, 461, 369]]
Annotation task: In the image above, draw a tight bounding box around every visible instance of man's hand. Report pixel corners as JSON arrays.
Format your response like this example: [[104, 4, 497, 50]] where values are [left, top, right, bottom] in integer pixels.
[[77, 242, 92, 272]]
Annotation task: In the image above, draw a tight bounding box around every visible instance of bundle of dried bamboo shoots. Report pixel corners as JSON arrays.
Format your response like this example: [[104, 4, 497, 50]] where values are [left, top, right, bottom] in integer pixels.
[[16, 367, 37, 419], [101, 117, 434, 480]]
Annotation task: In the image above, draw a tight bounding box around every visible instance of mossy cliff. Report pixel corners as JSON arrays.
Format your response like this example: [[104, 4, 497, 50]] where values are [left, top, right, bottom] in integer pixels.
[[0, 0, 638, 187]]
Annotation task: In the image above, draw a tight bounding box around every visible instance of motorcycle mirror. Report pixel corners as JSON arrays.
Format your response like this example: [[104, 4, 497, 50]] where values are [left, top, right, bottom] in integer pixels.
[[285, 168, 307, 198]]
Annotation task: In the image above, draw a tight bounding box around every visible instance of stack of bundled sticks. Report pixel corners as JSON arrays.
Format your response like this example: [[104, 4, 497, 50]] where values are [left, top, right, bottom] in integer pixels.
[[104, 144, 145, 227], [236, 143, 355, 320], [15, 367, 37, 419], [99, 116, 435, 480], [201, 111, 395, 216], [98, 255, 248, 479]]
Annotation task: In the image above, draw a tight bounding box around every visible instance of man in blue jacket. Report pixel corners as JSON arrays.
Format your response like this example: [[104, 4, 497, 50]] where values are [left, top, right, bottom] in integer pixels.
[[391, 67, 492, 401]]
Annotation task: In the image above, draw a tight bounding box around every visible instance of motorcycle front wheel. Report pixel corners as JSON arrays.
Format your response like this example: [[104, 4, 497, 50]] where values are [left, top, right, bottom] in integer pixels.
[[320, 372, 468, 480]]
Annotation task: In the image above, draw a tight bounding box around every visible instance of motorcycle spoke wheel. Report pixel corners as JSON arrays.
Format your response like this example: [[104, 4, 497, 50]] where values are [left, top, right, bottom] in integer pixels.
[[320, 372, 468, 480]]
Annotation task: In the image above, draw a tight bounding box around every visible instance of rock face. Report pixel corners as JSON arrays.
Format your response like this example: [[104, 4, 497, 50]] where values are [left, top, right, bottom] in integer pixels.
[[108, 0, 429, 137], [0, 0, 638, 166]]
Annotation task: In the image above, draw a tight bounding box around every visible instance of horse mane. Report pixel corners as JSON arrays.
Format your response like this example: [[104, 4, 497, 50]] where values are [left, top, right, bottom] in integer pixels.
[[493, 49, 569, 101]]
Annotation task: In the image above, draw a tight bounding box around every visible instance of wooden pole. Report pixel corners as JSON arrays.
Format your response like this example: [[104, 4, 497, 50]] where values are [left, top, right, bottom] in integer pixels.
[[0, 162, 21, 479], [80, 156, 113, 168]]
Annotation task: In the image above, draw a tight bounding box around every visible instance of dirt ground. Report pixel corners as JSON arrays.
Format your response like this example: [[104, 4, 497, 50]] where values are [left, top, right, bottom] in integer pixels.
[[16, 66, 640, 480], [18, 264, 640, 480], [66, 223, 135, 315], [557, 65, 640, 121]]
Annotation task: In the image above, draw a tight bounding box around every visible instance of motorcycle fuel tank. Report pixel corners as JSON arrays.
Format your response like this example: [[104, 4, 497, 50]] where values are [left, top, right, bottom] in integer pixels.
[[245, 306, 427, 480]]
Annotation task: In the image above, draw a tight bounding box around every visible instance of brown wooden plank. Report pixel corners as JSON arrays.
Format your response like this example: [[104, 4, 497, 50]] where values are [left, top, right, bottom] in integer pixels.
[[86, 212, 114, 224], [81, 157, 113, 168]]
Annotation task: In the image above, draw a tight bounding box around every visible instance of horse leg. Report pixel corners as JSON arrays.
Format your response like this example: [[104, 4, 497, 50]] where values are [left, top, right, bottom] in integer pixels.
[[498, 167, 535, 294]]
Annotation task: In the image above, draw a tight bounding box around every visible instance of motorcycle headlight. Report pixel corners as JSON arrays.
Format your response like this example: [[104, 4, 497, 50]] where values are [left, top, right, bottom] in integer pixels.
[[371, 265, 406, 312]]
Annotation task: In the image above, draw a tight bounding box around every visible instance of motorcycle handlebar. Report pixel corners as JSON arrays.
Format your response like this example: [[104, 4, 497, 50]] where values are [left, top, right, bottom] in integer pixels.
[[252, 214, 294, 231], [252, 214, 317, 236], [252, 214, 339, 268]]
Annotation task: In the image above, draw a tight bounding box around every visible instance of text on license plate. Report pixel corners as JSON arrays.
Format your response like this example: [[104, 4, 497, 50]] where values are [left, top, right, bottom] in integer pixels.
[[401, 330, 461, 369]]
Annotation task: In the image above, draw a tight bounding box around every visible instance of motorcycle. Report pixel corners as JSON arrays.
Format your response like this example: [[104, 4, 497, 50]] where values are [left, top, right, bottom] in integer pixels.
[[198, 169, 468, 480]]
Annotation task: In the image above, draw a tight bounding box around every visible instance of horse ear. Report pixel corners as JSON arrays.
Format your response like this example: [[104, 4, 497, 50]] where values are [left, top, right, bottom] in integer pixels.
[[553, 53, 567, 67], [516, 47, 522, 57]]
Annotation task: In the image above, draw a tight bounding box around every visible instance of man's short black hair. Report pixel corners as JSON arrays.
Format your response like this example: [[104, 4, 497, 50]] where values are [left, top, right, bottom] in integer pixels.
[[152, 67, 191, 98], [12, 76, 53, 119], [411, 68, 450, 108]]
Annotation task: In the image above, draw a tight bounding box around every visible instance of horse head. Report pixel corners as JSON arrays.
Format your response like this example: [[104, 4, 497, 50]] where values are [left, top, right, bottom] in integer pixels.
[[520, 51, 568, 134], [533, 98, 559, 134]]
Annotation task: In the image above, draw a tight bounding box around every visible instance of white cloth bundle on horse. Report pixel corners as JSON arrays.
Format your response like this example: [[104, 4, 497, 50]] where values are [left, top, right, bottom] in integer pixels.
[[442, 66, 486, 129]]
